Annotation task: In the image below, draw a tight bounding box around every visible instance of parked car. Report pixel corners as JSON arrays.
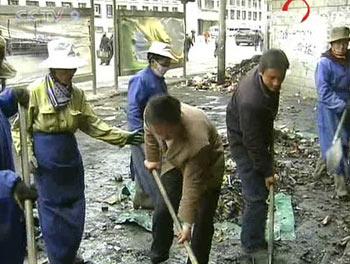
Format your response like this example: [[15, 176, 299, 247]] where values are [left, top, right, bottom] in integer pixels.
[[235, 29, 256, 46]]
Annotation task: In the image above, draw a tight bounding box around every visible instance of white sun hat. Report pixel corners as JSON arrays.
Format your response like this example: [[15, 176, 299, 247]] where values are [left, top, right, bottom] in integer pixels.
[[147, 41, 177, 61], [39, 38, 87, 69]]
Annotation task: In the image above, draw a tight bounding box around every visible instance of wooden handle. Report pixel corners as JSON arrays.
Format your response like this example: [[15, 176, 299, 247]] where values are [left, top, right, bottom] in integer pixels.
[[268, 184, 274, 264], [151, 170, 199, 264], [18, 104, 37, 264]]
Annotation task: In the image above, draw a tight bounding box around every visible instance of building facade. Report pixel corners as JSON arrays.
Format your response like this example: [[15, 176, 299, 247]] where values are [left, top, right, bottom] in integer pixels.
[[186, 0, 267, 35], [0, 0, 183, 34]]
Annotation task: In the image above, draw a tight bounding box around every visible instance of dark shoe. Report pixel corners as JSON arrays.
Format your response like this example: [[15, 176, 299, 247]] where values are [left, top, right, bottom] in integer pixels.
[[74, 255, 84, 264], [150, 254, 169, 263], [133, 182, 154, 210]]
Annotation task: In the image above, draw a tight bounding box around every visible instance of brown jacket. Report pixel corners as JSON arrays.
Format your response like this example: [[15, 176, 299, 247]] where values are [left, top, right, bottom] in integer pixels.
[[144, 103, 224, 224]]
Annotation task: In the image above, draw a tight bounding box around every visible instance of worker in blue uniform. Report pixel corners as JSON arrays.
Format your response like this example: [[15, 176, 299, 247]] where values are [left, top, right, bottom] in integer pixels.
[[315, 26, 350, 198], [0, 86, 37, 264], [127, 41, 177, 208]]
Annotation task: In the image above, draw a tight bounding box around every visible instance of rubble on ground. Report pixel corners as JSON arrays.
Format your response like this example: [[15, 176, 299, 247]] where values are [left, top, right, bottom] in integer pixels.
[[187, 55, 261, 92]]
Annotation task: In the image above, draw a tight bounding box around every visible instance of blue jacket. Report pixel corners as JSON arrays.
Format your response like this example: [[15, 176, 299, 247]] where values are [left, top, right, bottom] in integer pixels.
[[315, 50, 350, 163], [127, 66, 167, 131], [0, 88, 26, 264]]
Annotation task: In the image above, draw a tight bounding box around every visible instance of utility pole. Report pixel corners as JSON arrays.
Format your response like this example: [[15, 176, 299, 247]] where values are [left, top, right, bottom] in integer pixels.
[[113, 0, 118, 91], [217, 0, 226, 84], [183, 1, 187, 79], [89, 0, 97, 94]]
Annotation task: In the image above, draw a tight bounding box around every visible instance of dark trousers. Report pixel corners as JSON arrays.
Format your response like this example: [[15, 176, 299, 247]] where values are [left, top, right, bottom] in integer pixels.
[[130, 145, 158, 204], [231, 146, 268, 253], [151, 169, 220, 264]]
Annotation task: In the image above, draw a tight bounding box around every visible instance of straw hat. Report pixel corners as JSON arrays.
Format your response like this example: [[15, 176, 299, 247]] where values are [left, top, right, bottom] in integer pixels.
[[40, 38, 87, 69], [147, 41, 176, 61], [329, 27, 350, 43], [0, 35, 16, 79]]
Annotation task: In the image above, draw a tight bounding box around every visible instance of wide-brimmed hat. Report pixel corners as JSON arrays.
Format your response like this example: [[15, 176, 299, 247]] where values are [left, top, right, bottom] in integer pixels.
[[40, 38, 87, 69], [0, 36, 16, 79], [329, 27, 350, 43], [147, 41, 177, 61]]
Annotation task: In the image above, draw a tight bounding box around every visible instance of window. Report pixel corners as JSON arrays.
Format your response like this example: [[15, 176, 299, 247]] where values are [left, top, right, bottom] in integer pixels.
[[162, 6, 169, 11], [248, 11, 251, 20], [142, 6, 149, 11], [62, 2, 72, 8], [230, 10, 235, 19], [230, 0, 234, 5], [106, 5, 113, 17], [237, 0, 240, 6], [241, 0, 245, 7], [153, 6, 158, 11], [242, 10, 246, 20], [9, 0, 19, 5], [46, 1, 55, 7], [95, 26, 104, 33], [26, 1, 39, 6], [236, 10, 240, 19], [258, 0, 261, 8], [172, 7, 178, 12], [131, 5, 137, 10], [108, 27, 113, 33], [253, 11, 257, 20], [78, 3, 86, 8], [198, 0, 201, 8], [248, 0, 251, 8], [118, 5, 127, 10], [259, 11, 262, 21], [253, 0, 257, 8], [95, 4, 101, 16]]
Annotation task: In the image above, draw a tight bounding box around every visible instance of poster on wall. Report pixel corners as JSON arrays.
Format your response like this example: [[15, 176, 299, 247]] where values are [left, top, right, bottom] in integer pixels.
[[0, 6, 93, 86], [117, 10, 184, 76]]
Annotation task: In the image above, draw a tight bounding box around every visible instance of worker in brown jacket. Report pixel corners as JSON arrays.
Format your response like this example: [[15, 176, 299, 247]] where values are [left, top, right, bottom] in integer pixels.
[[143, 95, 224, 264]]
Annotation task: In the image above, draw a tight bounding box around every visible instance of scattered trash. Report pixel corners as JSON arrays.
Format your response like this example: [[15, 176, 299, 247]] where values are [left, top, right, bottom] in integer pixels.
[[321, 215, 331, 226], [115, 211, 153, 232]]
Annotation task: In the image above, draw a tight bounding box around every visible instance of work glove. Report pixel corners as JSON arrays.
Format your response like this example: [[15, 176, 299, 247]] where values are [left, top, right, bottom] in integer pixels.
[[125, 130, 144, 145], [12, 87, 29, 108], [13, 180, 38, 207]]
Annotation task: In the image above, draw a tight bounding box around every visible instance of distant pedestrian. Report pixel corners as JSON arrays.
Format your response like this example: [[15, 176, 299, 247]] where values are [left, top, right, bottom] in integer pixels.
[[191, 29, 196, 43], [204, 31, 210, 44], [98, 33, 111, 65], [315, 26, 350, 198], [184, 34, 193, 61], [214, 37, 218, 58], [105, 34, 114, 65]]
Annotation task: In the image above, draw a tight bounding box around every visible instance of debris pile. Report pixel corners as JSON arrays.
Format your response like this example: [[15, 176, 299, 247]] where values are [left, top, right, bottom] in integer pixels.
[[216, 127, 320, 222], [187, 55, 261, 92]]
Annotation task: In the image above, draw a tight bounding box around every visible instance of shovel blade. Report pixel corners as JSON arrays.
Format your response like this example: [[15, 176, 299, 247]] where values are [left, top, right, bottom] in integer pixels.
[[326, 138, 343, 174]]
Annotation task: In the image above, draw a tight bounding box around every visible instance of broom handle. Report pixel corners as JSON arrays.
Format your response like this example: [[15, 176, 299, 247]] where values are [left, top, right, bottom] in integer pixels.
[[19, 104, 37, 264]]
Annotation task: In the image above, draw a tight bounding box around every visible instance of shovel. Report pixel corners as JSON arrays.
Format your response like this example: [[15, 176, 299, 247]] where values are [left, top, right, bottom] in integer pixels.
[[268, 184, 275, 264], [18, 104, 37, 264], [151, 170, 199, 264], [326, 110, 347, 174]]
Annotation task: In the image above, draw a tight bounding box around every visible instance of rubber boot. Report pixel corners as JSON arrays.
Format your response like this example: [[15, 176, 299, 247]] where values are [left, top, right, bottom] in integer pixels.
[[133, 181, 154, 210], [334, 175, 349, 198]]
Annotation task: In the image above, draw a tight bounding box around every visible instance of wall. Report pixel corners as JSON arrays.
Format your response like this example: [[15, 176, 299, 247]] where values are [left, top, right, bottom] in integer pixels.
[[269, 0, 350, 97]]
